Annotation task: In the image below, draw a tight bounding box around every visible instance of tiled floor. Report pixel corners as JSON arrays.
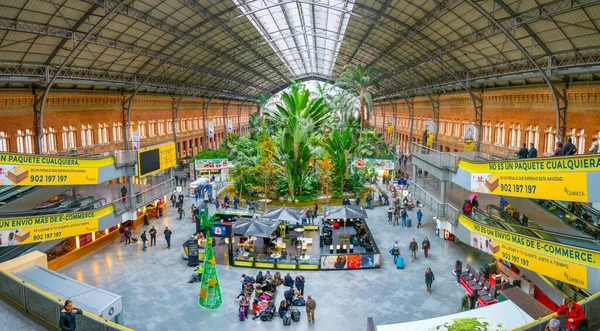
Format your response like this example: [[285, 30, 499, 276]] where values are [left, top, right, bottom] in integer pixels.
[[55, 171, 489, 331]]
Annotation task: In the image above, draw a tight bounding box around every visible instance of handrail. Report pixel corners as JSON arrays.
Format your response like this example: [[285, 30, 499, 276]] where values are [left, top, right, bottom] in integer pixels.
[[112, 178, 176, 214], [407, 180, 459, 223], [410, 142, 461, 170], [0, 269, 134, 331]]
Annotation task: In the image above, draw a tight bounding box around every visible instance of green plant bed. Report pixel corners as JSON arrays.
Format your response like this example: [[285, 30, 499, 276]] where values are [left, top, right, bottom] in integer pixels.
[[429, 318, 503, 331]]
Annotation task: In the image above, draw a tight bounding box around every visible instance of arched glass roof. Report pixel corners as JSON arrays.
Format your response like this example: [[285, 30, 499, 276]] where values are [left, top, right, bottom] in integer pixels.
[[0, 0, 599, 100]]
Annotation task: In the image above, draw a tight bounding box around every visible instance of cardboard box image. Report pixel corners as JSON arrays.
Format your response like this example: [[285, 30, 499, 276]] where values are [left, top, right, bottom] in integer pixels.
[[7, 167, 29, 183], [485, 175, 499, 192], [14, 230, 30, 242], [488, 242, 499, 253]]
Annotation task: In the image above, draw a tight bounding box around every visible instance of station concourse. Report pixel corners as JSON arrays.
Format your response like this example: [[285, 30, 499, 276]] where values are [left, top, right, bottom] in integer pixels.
[[0, 1, 600, 331]]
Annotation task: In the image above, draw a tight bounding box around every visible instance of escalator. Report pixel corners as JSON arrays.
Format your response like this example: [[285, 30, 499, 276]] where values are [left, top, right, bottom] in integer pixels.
[[553, 200, 600, 232], [0, 195, 106, 263], [0, 185, 72, 212], [483, 205, 592, 301]]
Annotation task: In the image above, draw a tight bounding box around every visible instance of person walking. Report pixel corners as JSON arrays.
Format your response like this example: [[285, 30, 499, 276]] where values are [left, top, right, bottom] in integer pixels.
[[234, 196, 239, 209], [471, 196, 479, 210], [305, 295, 316, 323], [120, 185, 128, 204], [313, 203, 318, 219], [164, 227, 172, 249], [589, 137, 599, 154], [295, 274, 305, 295], [403, 155, 408, 168], [563, 138, 577, 155], [387, 207, 393, 225], [454, 260, 462, 285], [124, 228, 131, 246], [390, 241, 401, 261], [462, 199, 472, 217], [401, 208, 408, 228], [416, 209, 423, 228], [555, 297, 585, 331], [214, 197, 220, 210], [528, 143, 538, 158], [393, 205, 400, 226], [409, 238, 418, 262], [170, 193, 176, 208], [204, 190, 209, 202], [178, 205, 184, 220], [141, 230, 148, 251], [178, 194, 184, 207], [59, 300, 83, 331], [422, 237, 431, 258], [425, 267, 435, 294], [149, 226, 157, 247], [461, 291, 471, 312]]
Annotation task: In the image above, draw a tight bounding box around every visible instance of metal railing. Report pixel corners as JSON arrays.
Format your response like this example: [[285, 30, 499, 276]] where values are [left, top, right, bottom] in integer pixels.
[[509, 292, 600, 331], [407, 180, 458, 224], [411, 142, 460, 170], [112, 178, 176, 214], [478, 142, 518, 159], [0, 270, 133, 331], [113, 150, 138, 166]]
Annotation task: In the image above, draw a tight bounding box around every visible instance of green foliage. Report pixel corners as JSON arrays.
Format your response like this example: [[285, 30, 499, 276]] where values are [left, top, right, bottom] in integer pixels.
[[194, 149, 228, 160], [324, 127, 356, 194], [357, 130, 394, 159]]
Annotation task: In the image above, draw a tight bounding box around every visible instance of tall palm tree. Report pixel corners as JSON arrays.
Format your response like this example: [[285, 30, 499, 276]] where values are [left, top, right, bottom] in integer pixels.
[[324, 127, 356, 193], [335, 64, 387, 140]]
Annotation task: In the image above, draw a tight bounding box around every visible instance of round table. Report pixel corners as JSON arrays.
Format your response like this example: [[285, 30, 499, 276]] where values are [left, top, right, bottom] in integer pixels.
[[299, 255, 311, 261], [270, 253, 281, 259], [294, 228, 305, 234]]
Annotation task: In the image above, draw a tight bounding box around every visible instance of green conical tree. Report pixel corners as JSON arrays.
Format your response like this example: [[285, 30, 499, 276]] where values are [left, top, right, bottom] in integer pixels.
[[198, 210, 222, 309]]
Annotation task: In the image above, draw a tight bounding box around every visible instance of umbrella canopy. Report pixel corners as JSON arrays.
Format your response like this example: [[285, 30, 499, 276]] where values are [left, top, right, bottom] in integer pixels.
[[260, 207, 305, 222], [323, 206, 368, 220], [232, 217, 280, 238]]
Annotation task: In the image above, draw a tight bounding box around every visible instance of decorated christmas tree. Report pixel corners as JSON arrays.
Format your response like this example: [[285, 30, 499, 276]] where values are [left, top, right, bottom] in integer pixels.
[[198, 209, 222, 309]]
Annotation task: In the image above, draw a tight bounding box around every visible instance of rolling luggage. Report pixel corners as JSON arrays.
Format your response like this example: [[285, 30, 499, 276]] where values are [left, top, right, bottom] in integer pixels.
[[405, 218, 412, 227], [283, 313, 291, 326], [239, 307, 246, 321], [291, 308, 301, 322], [292, 298, 305, 306], [130, 235, 138, 242], [395, 255, 404, 269]]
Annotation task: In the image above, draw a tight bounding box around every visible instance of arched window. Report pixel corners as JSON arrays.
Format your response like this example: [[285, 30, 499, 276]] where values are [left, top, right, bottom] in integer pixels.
[[0, 132, 9, 152]]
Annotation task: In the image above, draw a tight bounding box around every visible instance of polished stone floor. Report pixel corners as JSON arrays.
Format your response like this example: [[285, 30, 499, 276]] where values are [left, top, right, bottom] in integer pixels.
[[54, 174, 488, 331]]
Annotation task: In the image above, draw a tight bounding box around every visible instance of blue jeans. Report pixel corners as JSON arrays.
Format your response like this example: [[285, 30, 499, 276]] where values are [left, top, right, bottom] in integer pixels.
[[143, 241, 147, 251], [402, 217, 406, 226], [166, 237, 171, 248]]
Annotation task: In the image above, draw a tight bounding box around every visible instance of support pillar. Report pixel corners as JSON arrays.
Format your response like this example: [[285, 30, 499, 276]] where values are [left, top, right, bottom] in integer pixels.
[[223, 100, 231, 139], [403, 97, 415, 153], [121, 90, 136, 211], [237, 101, 245, 135], [32, 86, 42, 154], [426, 94, 440, 149], [440, 180, 447, 204], [380, 103, 386, 143], [172, 95, 184, 161], [412, 164, 417, 180], [389, 101, 398, 149], [202, 98, 213, 149]]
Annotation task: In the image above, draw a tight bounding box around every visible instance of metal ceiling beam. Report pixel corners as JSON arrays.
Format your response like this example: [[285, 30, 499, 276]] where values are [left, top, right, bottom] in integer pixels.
[[172, 94, 185, 161], [403, 96, 415, 153], [368, 0, 460, 66], [348, 0, 393, 64], [466, 0, 569, 142], [36, 0, 129, 154], [178, 0, 288, 82], [237, 100, 246, 134], [223, 100, 231, 139], [493, 0, 552, 56], [279, 2, 309, 74], [389, 100, 397, 148], [391, 0, 596, 84], [0, 18, 263, 92], [203, 98, 213, 149]]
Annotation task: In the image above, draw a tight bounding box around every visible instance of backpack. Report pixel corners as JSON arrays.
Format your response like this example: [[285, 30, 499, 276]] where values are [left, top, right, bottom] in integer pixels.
[[464, 202, 472, 213]]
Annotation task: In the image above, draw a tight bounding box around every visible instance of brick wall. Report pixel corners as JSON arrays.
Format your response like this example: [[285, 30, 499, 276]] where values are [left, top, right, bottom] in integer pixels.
[[0, 89, 253, 155]]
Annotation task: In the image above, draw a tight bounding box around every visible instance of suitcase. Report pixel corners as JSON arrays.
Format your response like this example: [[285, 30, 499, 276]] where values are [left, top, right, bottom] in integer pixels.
[[291, 308, 301, 322], [406, 218, 412, 227], [130, 235, 138, 242], [395, 255, 404, 269], [239, 307, 246, 321], [283, 313, 291, 326]]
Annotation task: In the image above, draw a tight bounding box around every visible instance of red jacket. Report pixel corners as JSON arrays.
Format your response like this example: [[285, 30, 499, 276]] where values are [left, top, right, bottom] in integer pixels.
[[556, 302, 584, 331]]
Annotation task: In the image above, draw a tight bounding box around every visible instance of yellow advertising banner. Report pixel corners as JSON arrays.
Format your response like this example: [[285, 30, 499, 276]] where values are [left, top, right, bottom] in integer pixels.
[[0, 153, 113, 186], [460, 215, 595, 287], [464, 140, 474, 152], [387, 123, 393, 134], [459, 155, 600, 202], [0, 205, 113, 247]]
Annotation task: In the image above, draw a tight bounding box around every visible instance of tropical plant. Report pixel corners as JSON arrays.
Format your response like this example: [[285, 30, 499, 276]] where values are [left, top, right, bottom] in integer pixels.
[[335, 64, 387, 140], [194, 149, 228, 160], [227, 137, 258, 166], [247, 113, 262, 140], [317, 157, 333, 204], [270, 83, 331, 199], [324, 127, 356, 195], [357, 130, 394, 159], [256, 133, 279, 202]]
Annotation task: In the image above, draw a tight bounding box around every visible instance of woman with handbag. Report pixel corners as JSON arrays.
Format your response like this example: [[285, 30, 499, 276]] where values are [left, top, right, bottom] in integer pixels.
[[422, 237, 431, 258]]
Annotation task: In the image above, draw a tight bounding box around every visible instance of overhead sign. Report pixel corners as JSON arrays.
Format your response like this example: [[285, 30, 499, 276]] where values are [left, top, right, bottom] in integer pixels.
[[0, 153, 113, 186], [208, 120, 215, 138], [352, 158, 394, 170], [227, 119, 233, 133], [195, 158, 229, 170], [460, 155, 600, 201], [0, 205, 113, 246], [460, 215, 592, 288], [137, 142, 177, 178]]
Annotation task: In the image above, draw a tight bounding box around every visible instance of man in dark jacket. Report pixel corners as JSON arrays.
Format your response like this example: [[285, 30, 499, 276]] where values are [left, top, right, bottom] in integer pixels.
[[255, 271, 264, 284], [517, 143, 528, 159], [125, 228, 132, 246], [59, 300, 82, 331], [528, 143, 538, 158], [149, 226, 157, 246], [409, 238, 418, 262], [283, 273, 294, 289], [563, 138, 577, 155], [295, 274, 305, 295], [141, 230, 148, 251], [164, 227, 172, 249]]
